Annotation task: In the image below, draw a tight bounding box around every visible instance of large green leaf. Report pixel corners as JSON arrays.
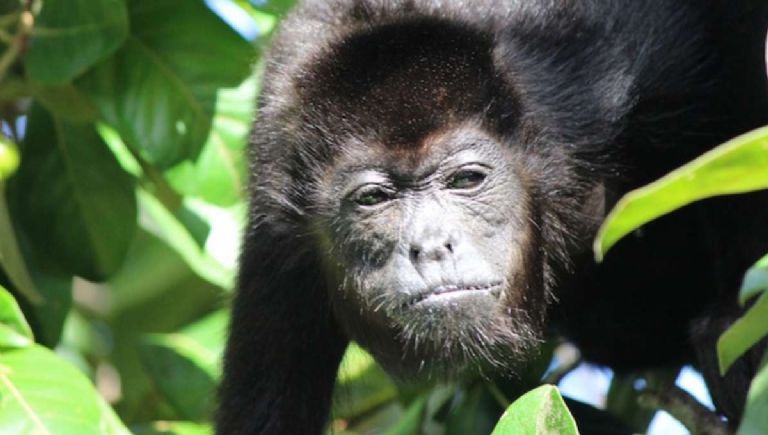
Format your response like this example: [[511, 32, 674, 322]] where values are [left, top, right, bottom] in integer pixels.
[[25, 0, 128, 84], [0, 345, 130, 434], [738, 352, 768, 435], [139, 310, 227, 420], [491, 385, 579, 435], [718, 292, 768, 375], [164, 76, 256, 207], [595, 126, 768, 261], [79, 0, 256, 168], [32, 83, 100, 123], [0, 285, 33, 349], [15, 106, 137, 281], [3, 176, 74, 347]]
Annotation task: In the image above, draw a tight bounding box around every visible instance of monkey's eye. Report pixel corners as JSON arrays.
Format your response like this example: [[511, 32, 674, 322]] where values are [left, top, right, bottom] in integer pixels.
[[353, 186, 393, 207], [447, 169, 487, 190]]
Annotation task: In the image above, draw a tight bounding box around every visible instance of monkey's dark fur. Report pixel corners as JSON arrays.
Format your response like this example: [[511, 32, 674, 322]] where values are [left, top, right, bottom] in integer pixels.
[[217, 1, 768, 433]]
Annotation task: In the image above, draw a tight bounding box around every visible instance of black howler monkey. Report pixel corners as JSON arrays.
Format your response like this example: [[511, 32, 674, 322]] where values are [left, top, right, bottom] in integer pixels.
[[217, 1, 768, 433]]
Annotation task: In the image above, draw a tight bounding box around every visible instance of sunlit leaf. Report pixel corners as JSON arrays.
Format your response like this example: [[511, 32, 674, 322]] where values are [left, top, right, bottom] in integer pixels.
[[740, 254, 768, 305], [718, 292, 768, 375], [79, 0, 255, 168], [0, 345, 130, 434], [134, 421, 212, 435], [491, 385, 579, 435], [595, 126, 768, 261], [165, 76, 257, 207], [138, 190, 233, 289], [25, 0, 128, 84], [737, 352, 768, 435], [0, 285, 32, 349]]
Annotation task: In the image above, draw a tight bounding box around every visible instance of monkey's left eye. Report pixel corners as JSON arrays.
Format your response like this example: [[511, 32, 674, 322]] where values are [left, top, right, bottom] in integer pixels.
[[447, 169, 487, 190], [353, 186, 393, 207]]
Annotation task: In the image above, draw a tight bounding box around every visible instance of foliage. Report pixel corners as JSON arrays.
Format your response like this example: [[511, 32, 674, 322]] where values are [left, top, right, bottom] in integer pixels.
[[0, 1, 765, 434], [595, 127, 768, 433]]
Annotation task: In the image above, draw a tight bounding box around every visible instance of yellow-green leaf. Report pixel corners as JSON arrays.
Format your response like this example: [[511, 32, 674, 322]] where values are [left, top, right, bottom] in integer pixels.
[[595, 126, 768, 261]]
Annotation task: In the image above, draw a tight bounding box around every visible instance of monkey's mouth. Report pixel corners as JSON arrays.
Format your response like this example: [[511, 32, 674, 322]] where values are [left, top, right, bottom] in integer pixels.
[[410, 282, 503, 306]]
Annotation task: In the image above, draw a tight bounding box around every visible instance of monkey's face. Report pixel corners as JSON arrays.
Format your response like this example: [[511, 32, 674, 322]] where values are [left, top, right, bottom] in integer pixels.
[[314, 123, 545, 376]]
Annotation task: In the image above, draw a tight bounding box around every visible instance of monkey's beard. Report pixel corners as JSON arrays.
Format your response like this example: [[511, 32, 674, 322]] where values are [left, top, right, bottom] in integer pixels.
[[333, 284, 544, 379]]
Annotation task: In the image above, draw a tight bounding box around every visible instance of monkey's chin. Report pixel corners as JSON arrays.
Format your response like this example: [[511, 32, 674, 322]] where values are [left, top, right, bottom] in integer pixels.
[[372, 290, 539, 378]]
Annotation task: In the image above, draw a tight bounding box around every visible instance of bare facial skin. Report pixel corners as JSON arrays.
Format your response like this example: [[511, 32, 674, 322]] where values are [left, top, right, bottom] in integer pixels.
[[316, 126, 542, 375]]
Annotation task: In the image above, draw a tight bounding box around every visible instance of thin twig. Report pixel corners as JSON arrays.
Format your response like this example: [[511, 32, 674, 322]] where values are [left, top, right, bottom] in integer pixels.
[[0, 9, 32, 83]]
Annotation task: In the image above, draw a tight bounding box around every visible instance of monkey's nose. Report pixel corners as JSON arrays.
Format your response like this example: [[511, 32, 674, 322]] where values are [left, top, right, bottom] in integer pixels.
[[410, 240, 454, 264]]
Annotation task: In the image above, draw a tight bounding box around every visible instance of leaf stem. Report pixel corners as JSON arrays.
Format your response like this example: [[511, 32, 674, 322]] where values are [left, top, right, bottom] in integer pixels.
[[0, 3, 33, 83]]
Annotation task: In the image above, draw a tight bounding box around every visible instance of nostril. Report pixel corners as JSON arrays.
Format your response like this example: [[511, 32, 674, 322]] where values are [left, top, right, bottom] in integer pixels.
[[445, 242, 453, 253], [410, 247, 421, 261]]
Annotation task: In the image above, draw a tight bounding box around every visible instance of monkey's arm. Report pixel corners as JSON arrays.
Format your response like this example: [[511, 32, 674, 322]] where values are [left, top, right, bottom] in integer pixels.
[[216, 224, 348, 435]]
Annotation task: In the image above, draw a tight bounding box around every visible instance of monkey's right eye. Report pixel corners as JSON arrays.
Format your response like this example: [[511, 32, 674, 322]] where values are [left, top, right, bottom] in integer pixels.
[[353, 186, 393, 207]]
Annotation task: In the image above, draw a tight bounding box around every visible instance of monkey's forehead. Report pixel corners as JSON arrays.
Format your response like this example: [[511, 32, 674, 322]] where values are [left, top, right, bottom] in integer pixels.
[[290, 19, 513, 147]]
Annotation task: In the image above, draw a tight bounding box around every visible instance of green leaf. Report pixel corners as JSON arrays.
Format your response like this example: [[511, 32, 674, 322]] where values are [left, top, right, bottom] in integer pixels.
[[248, 0, 298, 16], [445, 383, 503, 435], [32, 84, 99, 123], [491, 385, 579, 435], [11, 240, 73, 348], [334, 344, 398, 419], [595, 126, 768, 261], [0, 345, 130, 434], [2, 176, 74, 347], [139, 311, 227, 420], [0, 285, 33, 349], [740, 254, 768, 304], [165, 76, 257, 207], [0, 183, 42, 304], [78, 0, 256, 168], [134, 421, 212, 435], [718, 292, 768, 374], [15, 105, 137, 281], [383, 397, 427, 435], [230, 0, 282, 35], [138, 190, 233, 289], [25, 0, 128, 84], [737, 352, 768, 435]]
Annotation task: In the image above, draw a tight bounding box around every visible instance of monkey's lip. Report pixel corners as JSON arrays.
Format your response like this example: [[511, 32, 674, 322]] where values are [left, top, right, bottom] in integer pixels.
[[410, 282, 503, 305]]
